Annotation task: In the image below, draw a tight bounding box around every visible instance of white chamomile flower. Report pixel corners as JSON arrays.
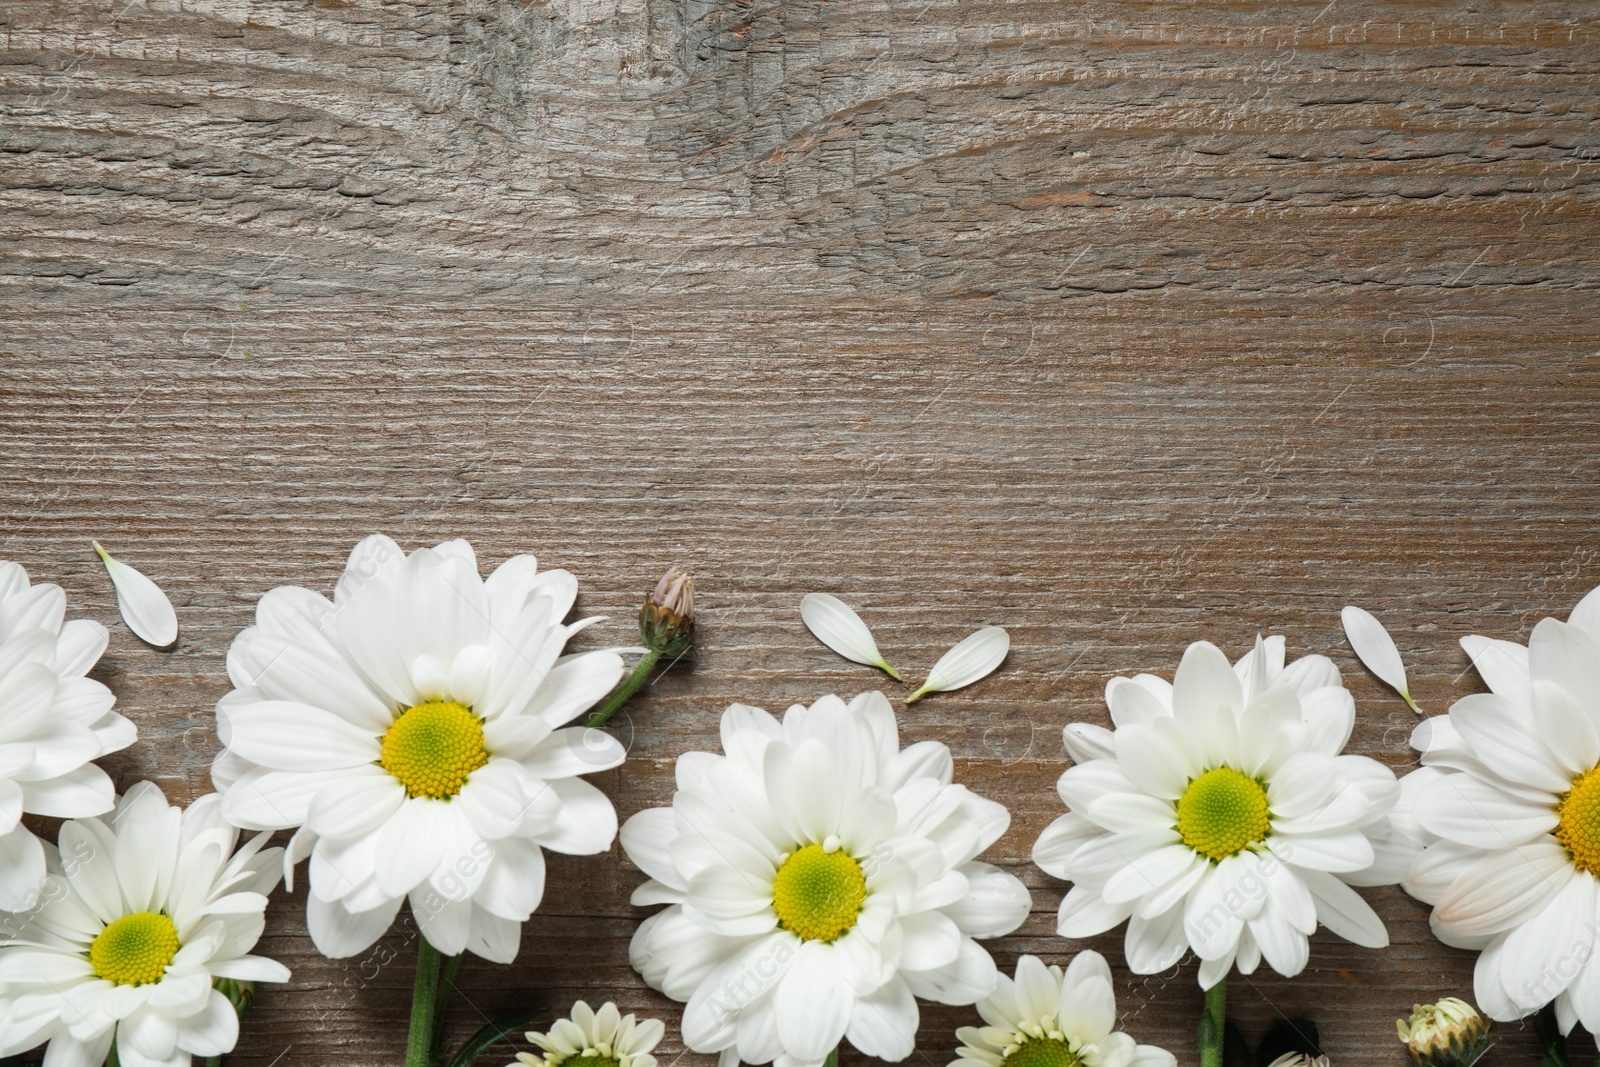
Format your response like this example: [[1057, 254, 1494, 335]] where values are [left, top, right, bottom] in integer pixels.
[[950, 953, 1175, 1067], [622, 691, 1030, 1067], [1033, 636, 1415, 989], [0, 782, 288, 1067], [513, 1001, 664, 1067], [1398, 585, 1600, 1040], [0, 559, 135, 910], [211, 535, 628, 963]]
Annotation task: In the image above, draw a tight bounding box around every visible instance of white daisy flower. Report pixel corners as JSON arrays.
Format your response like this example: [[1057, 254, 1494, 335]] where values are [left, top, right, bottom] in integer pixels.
[[950, 952, 1175, 1067], [211, 535, 628, 963], [1033, 636, 1414, 989], [622, 691, 1031, 1067], [1398, 584, 1600, 1039], [513, 1001, 664, 1067], [0, 781, 288, 1067], [0, 559, 136, 910]]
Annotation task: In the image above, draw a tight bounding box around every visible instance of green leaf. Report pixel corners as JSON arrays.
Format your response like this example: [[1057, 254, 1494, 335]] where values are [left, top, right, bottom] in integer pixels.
[[1223, 1020, 1252, 1067], [1255, 1018, 1322, 1067], [446, 1010, 545, 1067]]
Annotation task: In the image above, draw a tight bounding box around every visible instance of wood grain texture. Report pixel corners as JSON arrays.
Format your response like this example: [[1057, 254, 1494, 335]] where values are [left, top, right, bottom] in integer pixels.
[[2, 1, 1599, 1066]]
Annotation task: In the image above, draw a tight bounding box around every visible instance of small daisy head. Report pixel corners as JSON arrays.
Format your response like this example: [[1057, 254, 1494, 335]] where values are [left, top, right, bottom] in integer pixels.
[[514, 1002, 665, 1067], [622, 691, 1031, 1067], [1399, 584, 1600, 1031], [1034, 635, 1413, 988], [952, 953, 1175, 1067], [0, 782, 288, 1066], [1265, 1055, 1329, 1067], [640, 567, 694, 656], [212, 536, 631, 964], [0, 559, 134, 911], [1397, 999, 1491, 1067]]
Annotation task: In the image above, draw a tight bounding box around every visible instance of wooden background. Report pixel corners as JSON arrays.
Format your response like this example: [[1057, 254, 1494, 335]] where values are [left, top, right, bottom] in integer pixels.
[[3, 1, 1599, 1065]]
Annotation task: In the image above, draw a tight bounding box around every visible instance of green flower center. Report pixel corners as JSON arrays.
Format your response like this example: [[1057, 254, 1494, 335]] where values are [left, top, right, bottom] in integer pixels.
[[379, 700, 489, 799], [89, 911, 180, 986], [1176, 767, 1271, 862], [1556, 765, 1600, 875], [771, 843, 867, 942], [1004, 1037, 1081, 1067]]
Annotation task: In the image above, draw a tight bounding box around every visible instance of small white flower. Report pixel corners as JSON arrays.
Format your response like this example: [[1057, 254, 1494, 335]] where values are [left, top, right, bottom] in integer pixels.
[[0, 559, 136, 910], [0, 782, 289, 1067], [908, 626, 1009, 703], [622, 691, 1030, 1067], [211, 536, 628, 963], [1341, 606, 1420, 714], [801, 593, 901, 679], [1034, 636, 1415, 989], [93, 541, 179, 647], [514, 1001, 664, 1067], [1397, 584, 1600, 1040], [1266, 1055, 1329, 1067], [950, 952, 1175, 1067]]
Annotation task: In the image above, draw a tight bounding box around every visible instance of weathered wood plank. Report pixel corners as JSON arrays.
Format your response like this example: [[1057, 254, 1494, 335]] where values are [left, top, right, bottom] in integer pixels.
[[4, 0, 1600, 1064]]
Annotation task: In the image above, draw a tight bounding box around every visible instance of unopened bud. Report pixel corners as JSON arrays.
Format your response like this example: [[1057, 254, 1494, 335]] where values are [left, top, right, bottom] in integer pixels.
[[1398, 998, 1491, 1067], [640, 567, 693, 656], [215, 977, 256, 1016]]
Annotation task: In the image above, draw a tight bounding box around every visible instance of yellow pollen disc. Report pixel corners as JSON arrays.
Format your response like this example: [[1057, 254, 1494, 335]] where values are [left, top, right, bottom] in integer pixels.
[[771, 843, 867, 942], [89, 911, 180, 987], [379, 700, 489, 799], [1556, 765, 1600, 874], [1004, 1038, 1080, 1067], [1176, 767, 1272, 862]]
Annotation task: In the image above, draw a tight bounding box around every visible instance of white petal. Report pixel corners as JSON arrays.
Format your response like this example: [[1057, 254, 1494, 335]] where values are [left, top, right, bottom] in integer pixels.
[[908, 626, 1008, 703], [306, 892, 403, 958], [0, 824, 47, 911], [844, 976, 917, 1061], [774, 941, 853, 1060], [800, 593, 900, 680], [1341, 605, 1419, 713], [92, 542, 178, 647], [1436, 841, 1574, 937], [1124, 904, 1190, 973]]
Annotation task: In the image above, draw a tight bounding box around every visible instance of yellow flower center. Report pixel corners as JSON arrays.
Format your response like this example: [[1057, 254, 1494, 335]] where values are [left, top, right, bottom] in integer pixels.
[[1004, 1037, 1080, 1067], [1556, 765, 1600, 875], [89, 911, 180, 987], [1176, 767, 1272, 862], [379, 700, 489, 799], [771, 843, 867, 942]]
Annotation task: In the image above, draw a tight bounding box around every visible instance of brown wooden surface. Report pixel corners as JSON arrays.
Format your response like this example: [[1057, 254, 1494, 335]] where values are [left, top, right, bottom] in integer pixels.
[[3, 2, 1600, 1066]]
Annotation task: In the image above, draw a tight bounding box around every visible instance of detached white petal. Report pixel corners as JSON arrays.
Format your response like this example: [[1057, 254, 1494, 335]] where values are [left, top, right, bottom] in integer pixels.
[[800, 593, 901, 680], [908, 625, 1009, 703], [93, 541, 178, 647], [1341, 605, 1419, 714]]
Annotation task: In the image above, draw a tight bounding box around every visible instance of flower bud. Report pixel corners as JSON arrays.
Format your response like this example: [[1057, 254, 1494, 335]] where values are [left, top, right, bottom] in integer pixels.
[[215, 977, 256, 1016], [1397, 998, 1491, 1067], [640, 567, 694, 656]]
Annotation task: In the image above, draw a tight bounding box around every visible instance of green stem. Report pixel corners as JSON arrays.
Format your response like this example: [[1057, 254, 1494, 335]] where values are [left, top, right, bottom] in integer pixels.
[[406, 938, 444, 1067], [107, 1042, 121, 1067], [584, 649, 664, 728], [429, 954, 465, 1066], [823, 1048, 839, 1067], [1198, 979, 1226, 1067], [204, 1059, 221, 1067]]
